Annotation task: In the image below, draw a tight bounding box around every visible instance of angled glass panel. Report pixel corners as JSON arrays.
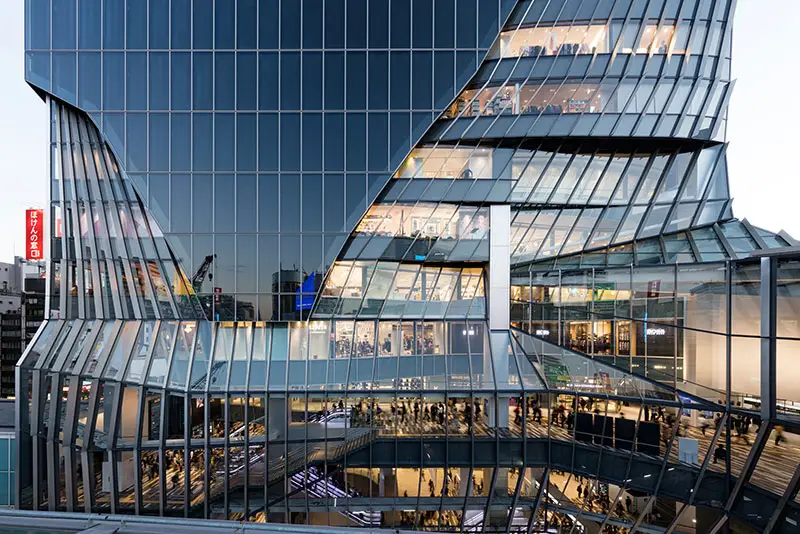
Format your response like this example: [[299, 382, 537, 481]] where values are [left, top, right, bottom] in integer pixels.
[[560, 208, 602, 256], [425, 268, 460, 318], [664, 201, 700, 233], [188, 320, 213, 390], [691, 227, 728, 261], [230, 323, 252, 389], [147, 320, 178, 387], [569, 155, 609, 204], [404, 267, 439, 317], [588, 207, 626, 249], [509, 151, 550, 202], [468, 275, 487, 318], [469, 323, 493, 391], [168, 321, 197, 389], [510, 210, 538, 256], [317, 261, 354, 315], [338, 261, 371, 316], [267, 325, 288, 390], [757, 227, 790, 249], [537, 210, 581, 259], [663, 233, 696, 263], [589, 154, 626, 204], [360, 262, 397, 316], [247, 323, 269, 390], [446, 270, 477, 318], [382, 264, 419, 317], [635, 238, 664, 265], [550, 154, 591, 204], [720, 221, 759, 255], [637, 204, 670, 239], [80, 321, 117, 377], [529, 153, 571, 203], [514, 348, 546, 390], [208, 322, 235, 390], [680, 146, 720, 202], [611, 155, 648, 204], [613, 206, 647, 244], [607, 244, 635, 266], [103, 321, 139, 380], [654, 152, 692, 204], [633, 155, 669, 205]]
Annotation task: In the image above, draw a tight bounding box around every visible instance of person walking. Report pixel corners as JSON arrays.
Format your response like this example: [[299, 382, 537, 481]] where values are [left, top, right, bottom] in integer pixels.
[[775, 425, 786, 446]]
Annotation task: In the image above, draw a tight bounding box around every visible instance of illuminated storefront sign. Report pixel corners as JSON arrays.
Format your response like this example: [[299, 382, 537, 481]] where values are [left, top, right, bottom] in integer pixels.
[[25, 209, 44, 260]]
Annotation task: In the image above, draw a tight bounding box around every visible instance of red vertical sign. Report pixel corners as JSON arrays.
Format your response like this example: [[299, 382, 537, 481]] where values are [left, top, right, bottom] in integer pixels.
[[25, 209, 44, 260]]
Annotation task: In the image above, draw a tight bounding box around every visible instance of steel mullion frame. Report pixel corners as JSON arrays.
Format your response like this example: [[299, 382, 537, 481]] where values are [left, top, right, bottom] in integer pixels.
[[504, 462, 527, 534], [709, 79, 735, 142], [664, 412, 729, 534], [528, 468, 550, 534], [630, 150, 680, 241], [514, 0, 601, 141], [104, 374, 125, 515], [61, 376, 81, 512], [96, 135, 144, 319], [608, 152, 660, 246], [585, 0, 648, 137], [659, 148, 704, 235], [595, 402, 644, 533], [609, 23, 666, 138], [651, 10, 703, 137], [741, 218, 768, 251], [80, 376, 103, 513], [690, 143, 729, 228], [764, 464, 800, 533], [72, 117, 107, 319], [723, 420, 772, 513], [628, 2, 683, 138], [62, 111, 88, 320], [712, 222, 737, 260], [562, 1, 625, 138], [442, 0, 557, 140]]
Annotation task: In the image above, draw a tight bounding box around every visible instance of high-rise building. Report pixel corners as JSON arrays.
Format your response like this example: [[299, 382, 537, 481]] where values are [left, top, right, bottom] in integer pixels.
[[18, 1, 800, 532]]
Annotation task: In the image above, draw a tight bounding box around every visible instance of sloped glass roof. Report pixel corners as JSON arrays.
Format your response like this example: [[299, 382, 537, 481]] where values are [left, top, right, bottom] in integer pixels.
[[514, 220, 794, 272]]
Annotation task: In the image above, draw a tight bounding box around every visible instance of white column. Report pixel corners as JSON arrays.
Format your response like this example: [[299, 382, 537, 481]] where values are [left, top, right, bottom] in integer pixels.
[[489, 205, 511, 331]]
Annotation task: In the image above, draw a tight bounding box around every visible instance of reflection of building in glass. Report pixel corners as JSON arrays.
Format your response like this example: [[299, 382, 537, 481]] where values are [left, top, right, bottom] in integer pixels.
[[18, 0, 800, 533]]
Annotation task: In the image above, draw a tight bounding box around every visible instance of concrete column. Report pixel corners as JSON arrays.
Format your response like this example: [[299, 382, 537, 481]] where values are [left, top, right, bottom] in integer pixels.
[[489, 205, 511, 331], [487, 394, 510, 430], [760, 257, 777, 421]]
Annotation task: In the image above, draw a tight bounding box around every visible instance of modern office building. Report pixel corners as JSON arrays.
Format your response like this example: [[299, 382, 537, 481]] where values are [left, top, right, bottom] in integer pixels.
[[18, 0, 800, 532]]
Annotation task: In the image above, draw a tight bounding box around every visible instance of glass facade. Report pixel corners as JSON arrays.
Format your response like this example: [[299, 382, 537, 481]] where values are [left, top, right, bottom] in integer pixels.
[[18, 0, 800, 533]]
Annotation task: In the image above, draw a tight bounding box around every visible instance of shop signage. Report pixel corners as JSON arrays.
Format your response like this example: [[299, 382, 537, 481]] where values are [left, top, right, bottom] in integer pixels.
[[647, 280, 661, 298], [646, 327, 666, 336], [25, 209, 44, 260], [535, 329, 551, 336]]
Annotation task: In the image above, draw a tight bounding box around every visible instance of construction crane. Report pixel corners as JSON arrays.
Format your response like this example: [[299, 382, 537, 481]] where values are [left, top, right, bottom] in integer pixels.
[[191, 254, 216, 293]]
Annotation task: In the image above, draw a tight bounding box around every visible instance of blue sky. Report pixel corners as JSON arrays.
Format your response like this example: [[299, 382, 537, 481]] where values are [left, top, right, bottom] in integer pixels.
[[0, 1, 797, 261]]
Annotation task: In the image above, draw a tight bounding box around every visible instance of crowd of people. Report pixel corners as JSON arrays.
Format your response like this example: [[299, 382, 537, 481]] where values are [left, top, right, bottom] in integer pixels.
[[334, 331, 441, 359]]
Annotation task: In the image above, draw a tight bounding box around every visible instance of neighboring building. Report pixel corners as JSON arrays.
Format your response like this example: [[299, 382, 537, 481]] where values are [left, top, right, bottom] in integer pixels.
[[22, 278, 45, 349], [0, 400, 14, 508], [0, 260, 22, 317], [18, 1, 800, 533], [0, 266, 45, 398], [0, 315, 21, 398]]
